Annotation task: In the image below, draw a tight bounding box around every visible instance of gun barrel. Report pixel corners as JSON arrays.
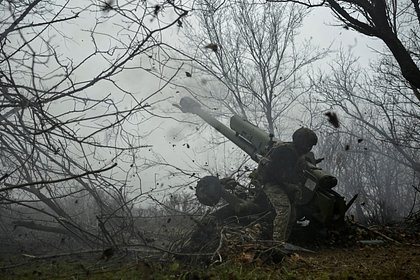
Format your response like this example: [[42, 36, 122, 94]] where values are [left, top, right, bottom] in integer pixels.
[[179, 97, 259, 161], [230, 115, 275, 156]]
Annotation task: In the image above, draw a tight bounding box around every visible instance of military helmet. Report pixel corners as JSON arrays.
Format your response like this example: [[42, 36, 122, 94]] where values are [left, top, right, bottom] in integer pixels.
[[292, 127, 318, 149]]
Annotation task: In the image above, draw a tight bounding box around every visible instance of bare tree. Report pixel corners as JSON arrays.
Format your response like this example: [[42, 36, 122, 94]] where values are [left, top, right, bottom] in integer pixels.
[[307, 48, 420, 222], [172, 0, 327, 136], [313, 50, 420, 174], [268, 0, 420, 102], [0, 0, 190, 250], [317, 125, 417, 224]]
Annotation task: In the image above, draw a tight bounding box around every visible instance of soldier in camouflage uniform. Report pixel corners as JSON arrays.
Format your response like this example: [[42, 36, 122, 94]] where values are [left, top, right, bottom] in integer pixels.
[[257, 127, 318, 242]]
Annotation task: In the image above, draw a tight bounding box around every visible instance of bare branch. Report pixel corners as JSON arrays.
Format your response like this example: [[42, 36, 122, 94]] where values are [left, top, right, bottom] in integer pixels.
[[0, 0, 43, 42], [1, 163, 117, 192]]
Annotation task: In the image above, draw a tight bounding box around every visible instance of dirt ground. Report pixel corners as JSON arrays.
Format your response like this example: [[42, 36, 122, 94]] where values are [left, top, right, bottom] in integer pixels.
[[1, 218, 419, 279], [0, 242, 418, 279], [283, 243, 420, 279]]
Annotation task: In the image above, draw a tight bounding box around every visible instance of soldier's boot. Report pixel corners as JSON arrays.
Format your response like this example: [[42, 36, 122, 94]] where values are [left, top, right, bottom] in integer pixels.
[[264, 184, 296, 242]]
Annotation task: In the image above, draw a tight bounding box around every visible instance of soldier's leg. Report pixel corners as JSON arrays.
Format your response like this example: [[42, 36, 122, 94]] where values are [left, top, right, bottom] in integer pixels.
[[264, 184, 295, 242]]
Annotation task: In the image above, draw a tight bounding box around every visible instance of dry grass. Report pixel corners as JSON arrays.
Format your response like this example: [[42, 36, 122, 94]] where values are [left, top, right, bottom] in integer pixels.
[[1, 244, 419, 279]]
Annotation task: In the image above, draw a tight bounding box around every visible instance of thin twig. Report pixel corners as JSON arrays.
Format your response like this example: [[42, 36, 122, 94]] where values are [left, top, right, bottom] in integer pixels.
[[211, 227, 226, 264], [1, 163, 117, 192], [352, 222, 401, 244]]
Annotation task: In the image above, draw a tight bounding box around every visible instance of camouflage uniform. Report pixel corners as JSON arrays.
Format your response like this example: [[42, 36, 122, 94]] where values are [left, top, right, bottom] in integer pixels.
[[264, 183, 296, 241], [258, 128, 318, 242]]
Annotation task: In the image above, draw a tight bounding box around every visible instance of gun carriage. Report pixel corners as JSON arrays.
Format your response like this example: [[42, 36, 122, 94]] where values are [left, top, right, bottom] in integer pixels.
[[177, 97, 357, 240]]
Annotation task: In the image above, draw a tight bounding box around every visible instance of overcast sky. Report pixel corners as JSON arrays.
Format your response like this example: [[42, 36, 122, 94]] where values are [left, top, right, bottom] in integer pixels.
[[10, 1, 386, 199], [122, 3, 386, 196]]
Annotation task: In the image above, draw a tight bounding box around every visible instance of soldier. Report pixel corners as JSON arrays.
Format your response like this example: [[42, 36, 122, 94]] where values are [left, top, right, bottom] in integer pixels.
[[257, 127, 318, 242]]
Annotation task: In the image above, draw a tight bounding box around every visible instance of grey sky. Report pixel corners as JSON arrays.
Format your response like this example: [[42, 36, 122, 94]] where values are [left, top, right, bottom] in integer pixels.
[[127, 3, 386, 196], [2, 0, 386, 201]]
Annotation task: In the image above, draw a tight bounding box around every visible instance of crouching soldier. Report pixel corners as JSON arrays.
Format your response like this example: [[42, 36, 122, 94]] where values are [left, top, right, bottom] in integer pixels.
[[257, 127, 318, 242]]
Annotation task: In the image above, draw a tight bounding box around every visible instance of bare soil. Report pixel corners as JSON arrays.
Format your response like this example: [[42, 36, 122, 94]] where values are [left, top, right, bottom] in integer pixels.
[[1, 218, 419, 279], [283, 244, 420, 280]]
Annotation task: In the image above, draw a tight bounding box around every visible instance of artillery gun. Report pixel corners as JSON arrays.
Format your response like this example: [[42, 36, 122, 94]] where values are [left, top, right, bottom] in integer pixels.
[[177, 96, 357, 235]]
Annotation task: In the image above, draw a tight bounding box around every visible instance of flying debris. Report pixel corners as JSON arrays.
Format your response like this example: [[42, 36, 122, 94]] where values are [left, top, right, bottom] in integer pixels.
[[153, 5, 161, 16], [345, 144, 350, 151], [177, 19, 183, 28], [204, 43, 219, 52], [325, 111, 340, 128], [357, 138, 364, 143], [101, 0, 114, 12], [185, 71, 192, 77]]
